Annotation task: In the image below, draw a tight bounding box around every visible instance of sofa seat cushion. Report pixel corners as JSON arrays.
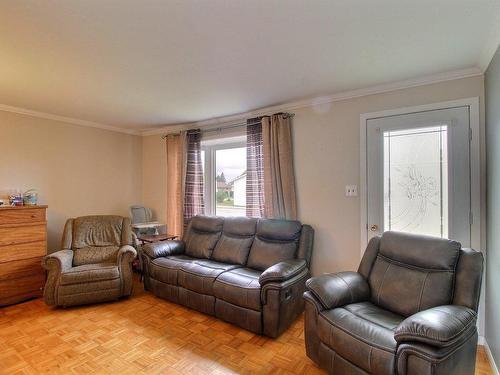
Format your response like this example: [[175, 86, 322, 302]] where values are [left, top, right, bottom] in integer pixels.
[[318, 302, 404, 374], [60, 263, 119, 285], [178, 260, 240, 295], [213, 268, 262, 311], [150, 255, 197, 285]]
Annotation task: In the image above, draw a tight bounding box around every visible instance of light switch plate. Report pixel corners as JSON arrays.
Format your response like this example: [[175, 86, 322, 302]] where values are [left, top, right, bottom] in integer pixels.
[[345, 185, 358, 197]]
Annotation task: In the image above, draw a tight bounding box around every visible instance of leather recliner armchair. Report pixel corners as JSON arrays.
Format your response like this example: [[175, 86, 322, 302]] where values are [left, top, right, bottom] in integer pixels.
[[42, 215, 137, 307], [304, 231, 483, 375]]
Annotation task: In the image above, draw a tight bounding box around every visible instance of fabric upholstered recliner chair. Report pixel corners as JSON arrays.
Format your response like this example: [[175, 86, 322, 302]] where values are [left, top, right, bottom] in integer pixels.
[[42, 215, 137, 307], [304, 231, 483, 375]]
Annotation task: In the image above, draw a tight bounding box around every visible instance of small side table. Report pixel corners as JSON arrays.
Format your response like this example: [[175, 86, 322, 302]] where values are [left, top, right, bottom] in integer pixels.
[[135, 234, 178, 282], [137, 233, 178, 245]]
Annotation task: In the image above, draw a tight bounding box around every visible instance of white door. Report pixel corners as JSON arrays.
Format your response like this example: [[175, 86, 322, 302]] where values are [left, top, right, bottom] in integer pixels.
[[366, 107, 471, 246]]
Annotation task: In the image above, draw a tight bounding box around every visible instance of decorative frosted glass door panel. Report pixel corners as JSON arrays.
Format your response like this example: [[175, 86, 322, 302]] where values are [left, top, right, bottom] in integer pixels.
[[366, 107, 470, 246], [383, 126, 448, 237]]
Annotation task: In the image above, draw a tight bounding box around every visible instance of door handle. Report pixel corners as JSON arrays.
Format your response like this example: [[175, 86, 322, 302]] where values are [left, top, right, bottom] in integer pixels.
[[370, 224, 378, 232]]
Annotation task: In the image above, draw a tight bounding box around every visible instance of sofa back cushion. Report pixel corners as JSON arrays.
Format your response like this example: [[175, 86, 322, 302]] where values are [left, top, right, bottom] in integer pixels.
[[246, 219, 302, 271], [184, 216, 223, 259], [212, 217, 257, 265], [367, 231, 460, 317]]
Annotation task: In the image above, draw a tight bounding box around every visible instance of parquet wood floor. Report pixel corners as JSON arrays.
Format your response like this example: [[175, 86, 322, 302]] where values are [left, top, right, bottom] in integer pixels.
[[0, 276, 494, 375]]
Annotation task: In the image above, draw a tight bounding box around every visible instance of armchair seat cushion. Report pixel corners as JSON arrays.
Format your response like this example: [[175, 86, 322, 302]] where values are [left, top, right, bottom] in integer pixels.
[[213, 267, 262, 311], [344, 302, 405, 331], [178, 260, 240, 295], [60, 263, 119, 285], [150, 255, 196, 285], [318, 303, 404, 374]]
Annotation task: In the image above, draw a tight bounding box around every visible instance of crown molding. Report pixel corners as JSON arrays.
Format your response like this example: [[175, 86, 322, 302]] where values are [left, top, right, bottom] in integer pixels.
[[0, 66, 484, 137], [0, 104, 140, 135], [141, 66, 483, 136]]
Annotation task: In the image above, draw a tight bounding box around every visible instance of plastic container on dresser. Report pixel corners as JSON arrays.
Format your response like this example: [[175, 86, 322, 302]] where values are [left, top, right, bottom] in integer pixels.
[[0, 205, 47, 306]]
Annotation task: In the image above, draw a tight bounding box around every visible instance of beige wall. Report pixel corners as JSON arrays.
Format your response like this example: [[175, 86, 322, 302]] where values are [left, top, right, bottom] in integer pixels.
[[142, 75, 485, 276], [0, 111, 143, 252], [294, 75, 485, 276], [142, 133, 167, 225]]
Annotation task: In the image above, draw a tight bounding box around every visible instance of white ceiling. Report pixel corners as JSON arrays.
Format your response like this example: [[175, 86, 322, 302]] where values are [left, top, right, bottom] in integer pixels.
[[1, 0, 499, 131]]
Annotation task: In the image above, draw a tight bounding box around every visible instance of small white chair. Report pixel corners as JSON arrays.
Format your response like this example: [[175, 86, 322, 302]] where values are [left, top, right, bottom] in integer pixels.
[[129, 205, 165, 235]]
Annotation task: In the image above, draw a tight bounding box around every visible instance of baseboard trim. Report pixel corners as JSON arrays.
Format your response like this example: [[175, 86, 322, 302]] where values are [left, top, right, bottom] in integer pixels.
[[482, 337, 500, 375]]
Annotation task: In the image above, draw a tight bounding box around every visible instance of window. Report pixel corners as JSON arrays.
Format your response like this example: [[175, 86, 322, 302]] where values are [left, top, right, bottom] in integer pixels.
[[202, 136, 247, 217]]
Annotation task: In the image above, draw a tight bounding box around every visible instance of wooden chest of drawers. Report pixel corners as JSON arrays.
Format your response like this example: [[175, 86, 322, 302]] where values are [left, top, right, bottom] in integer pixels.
[[0, 205, 47, 306]]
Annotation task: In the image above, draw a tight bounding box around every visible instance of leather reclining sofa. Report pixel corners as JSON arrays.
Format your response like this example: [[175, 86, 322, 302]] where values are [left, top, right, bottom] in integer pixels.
[[304, 231, 484, 375], [141, 215, 314, 338]]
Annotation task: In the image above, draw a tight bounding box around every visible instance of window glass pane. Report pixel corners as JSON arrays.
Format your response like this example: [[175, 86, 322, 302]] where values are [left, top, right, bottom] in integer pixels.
[[383, 125, 448, 238], [215, 147, 246, 217]]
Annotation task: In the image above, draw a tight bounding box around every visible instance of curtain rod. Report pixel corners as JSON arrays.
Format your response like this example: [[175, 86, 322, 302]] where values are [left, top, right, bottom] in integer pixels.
[[161, 112, 295, 139]]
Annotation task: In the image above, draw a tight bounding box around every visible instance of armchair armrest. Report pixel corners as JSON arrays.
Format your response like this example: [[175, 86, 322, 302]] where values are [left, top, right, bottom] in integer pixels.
[[305, 271, 369, 310], [259, 259, 307, 285], [117, 245, 137, 297], [42, 249, 74, 274], [41, 249, 74, 306], [142, 240, 185, 259], [117, 245, 137, 264], [394, 305, 477, 348]]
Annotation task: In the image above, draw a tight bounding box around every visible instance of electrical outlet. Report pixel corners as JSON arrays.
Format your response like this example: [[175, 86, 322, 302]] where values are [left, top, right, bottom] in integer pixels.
[[345, 185, 358, 197]]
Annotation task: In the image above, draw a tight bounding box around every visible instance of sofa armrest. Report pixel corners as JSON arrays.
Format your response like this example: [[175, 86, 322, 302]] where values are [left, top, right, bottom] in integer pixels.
[[259, 259, 307, 285], [305, 271, 369, 310], [394, 305, 477, 348], [142, 240, 185, 259], [42, 249, 74, 274]]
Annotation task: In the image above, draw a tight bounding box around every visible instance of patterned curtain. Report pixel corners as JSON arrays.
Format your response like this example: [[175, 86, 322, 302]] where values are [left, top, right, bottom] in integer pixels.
[[246, 118, 265, 217], [184, 129, 205, 226]]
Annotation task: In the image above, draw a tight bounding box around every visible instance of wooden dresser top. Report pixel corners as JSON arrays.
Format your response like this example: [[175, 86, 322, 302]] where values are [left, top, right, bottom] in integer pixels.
[[0, 205, 48, 210]]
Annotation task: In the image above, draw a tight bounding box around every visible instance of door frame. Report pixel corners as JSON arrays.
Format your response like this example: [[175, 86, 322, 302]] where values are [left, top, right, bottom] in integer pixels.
[[359, 97, 481, 255]]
